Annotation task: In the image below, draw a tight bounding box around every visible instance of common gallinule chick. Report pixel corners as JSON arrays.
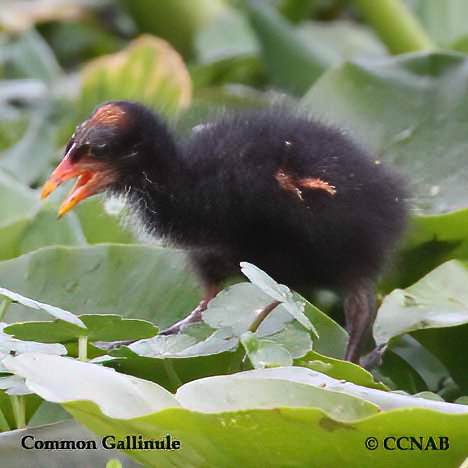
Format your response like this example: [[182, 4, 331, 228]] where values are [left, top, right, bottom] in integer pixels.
[[42, 101, 408, 364]]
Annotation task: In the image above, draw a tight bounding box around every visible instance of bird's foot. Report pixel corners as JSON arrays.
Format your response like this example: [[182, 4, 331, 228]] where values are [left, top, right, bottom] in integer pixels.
[[160, 283, 221, 335], [159, 305, 205, 335], [94, 339, 136, 350], [360, 345, 385, 370]]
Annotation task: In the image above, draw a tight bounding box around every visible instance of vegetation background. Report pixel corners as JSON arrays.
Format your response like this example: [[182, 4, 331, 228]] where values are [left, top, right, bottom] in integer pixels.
[[1, 0, 468, 466]]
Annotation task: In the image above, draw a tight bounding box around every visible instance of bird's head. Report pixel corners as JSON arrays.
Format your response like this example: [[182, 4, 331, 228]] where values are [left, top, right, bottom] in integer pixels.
[[42, 101, 170, 217]]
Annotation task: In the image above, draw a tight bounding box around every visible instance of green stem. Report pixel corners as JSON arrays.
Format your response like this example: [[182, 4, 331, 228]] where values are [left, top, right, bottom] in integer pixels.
[[249, 300, 281, 334], [11, 395, 26, 429], [163, 359, 182, 390], [78, 335, 88, 361], [0, 408, 10, 432], [0, 298, 12, 321], [353, 0, 437, 54]]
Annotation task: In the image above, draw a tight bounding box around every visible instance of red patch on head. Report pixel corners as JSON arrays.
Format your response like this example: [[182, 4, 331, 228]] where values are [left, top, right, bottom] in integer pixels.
[[89, 103, 127, 127]]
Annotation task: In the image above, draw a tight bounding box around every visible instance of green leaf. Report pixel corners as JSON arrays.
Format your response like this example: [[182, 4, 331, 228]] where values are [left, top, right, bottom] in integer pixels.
[[17, 209, 85, 255], [106, 459, 123, 468], [301, 298, 348, 358], [374, 260, 468, 347], [0, 170, 39, 261], [0, 219, 32, 262], [352, 0, 436, 53], [107, 344, 244, 393], [0, 172, 111, 261], [1, 109, 56, 185], [240, 262, 316, 335], [194, 7, 260, 63], [262, 322, 313, 358], [176, 369, 379, 419], [0, 390, 42, 431], [295, 21, 388, 64], [0, 171, 37, 227], [3, 29, 62, 83], [129, 328, 237, 358], [202, 282, 315, 356], [241, 331, 294, 368], [243, 0, 328, 95], [107, 329, 243, 392], [377, 349, 427, 394], [296, 350, 389, 391], [128, 334, 200, 357], [0, 324, 66, 359], [408, 0, 468, 48], [0, 287, 86, 329], [118, 0, 226, 58], [408, 209, 468, 255], [65, 401, 468, 467], [386, 335, 450, 392], [387, 209, 468, 290], [302, 51, 468, 212], [3, 353, 178, 419], [79, 35, 192, 122], [5, 354, 468, 467], [0, 323, 66, 380], [279, 0, 326, 23], [190, 55, 266, 89], [74, 198, 135, 245], [38, 190, 135, 247], [412, 323, 468, 396], [4, 315, 158, 344], [83, 315, 158, 342], [40, 19, 122, 67], [0, 375, 31, 396], [240, 367, 467, 413], [202, 282, 274, 335], [242, 2, 388, 96], [0, 244, 200, 327], [203, 281, 346, 359]]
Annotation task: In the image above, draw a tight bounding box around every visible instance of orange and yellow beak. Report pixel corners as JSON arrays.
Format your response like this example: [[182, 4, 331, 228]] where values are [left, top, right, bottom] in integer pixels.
[[41, 146, 117, 217]]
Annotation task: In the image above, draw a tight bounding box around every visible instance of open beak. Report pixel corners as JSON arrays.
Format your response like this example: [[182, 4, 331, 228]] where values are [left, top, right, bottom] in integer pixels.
[[41, 144, 116, 217]]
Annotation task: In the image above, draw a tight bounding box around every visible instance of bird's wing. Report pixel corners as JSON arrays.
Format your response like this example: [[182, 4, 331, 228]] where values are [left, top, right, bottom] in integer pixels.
[[274, 168, 336, 202]]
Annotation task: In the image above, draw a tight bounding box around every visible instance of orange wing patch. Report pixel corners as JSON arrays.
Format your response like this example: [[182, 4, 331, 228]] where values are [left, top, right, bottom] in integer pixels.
[[90, 103, 127, 127], [275, 169, 304, 201], [275, 169, 336, 202], [299, 177, 336, 195]]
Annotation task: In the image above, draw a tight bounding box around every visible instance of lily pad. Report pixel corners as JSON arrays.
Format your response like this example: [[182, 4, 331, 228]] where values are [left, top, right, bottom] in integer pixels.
[[3, 353, 178, 419], [0, 244, 200, 327], [240, 262, 315, 334], [374, 260, 468, 347], [240, 331, 293, 368], [296, 350, 389, 391], [0, 287, 85, 328], [302, 51, 468, 212], [4, 354, 468, 467], [4, 314, 158, 344]]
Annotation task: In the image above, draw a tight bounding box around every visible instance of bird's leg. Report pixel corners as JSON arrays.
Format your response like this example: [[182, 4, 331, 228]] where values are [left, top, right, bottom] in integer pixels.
[[343, 278, 377, 364], [159, 283, 221, 335]]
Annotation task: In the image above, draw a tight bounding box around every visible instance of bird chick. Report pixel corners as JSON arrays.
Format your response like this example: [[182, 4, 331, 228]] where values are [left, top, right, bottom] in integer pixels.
[[42, 101, 408, 364]]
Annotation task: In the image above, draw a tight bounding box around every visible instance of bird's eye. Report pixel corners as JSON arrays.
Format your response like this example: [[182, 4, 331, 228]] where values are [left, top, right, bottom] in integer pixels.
[[91, 143, 109, 158]]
